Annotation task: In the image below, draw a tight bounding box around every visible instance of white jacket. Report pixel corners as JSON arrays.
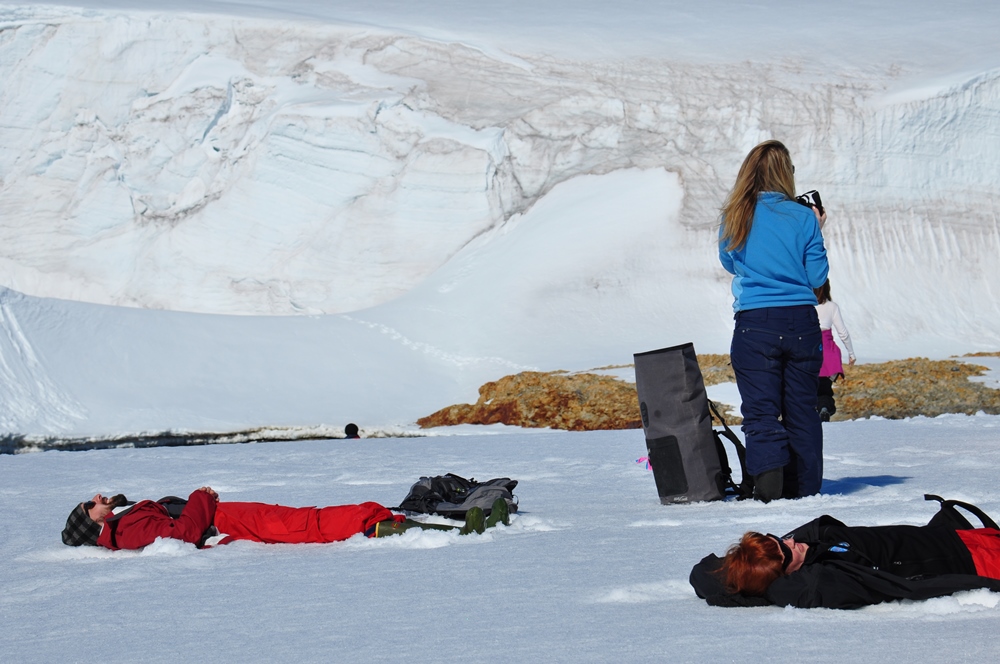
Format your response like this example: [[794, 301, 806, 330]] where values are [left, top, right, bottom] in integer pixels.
[[815, 300, 855, 360]]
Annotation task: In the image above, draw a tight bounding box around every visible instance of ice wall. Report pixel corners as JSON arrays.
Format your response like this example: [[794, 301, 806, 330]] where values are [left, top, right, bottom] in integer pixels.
[[1, 6, 1000, 436], [2, 8, 997, 327]]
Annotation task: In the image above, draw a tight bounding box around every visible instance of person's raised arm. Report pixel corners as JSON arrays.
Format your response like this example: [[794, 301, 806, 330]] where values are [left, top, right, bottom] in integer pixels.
[[766, 562, 887, 609], [803, 214, 829, 288], [165, 487, 218, 545], [831, 303, 856, 364]]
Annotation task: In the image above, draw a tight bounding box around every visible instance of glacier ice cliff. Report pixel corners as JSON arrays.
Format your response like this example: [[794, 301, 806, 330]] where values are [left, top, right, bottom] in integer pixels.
[[1, 4, 998, 435], [1, 8, 997, 319]]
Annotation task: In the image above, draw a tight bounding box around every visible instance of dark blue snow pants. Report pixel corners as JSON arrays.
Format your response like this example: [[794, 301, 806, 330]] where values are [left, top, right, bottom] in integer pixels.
[[731, 305, 824, 498]]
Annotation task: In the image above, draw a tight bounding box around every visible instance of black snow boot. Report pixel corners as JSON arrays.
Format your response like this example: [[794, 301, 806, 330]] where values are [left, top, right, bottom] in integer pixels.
[[753, 468, 784, 503], [817, 378, 836, 421]]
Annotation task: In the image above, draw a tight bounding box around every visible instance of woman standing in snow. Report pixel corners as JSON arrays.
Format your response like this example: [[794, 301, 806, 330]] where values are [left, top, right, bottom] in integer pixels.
[[718, 140, 829, 502], [814, 279, 856, 421]]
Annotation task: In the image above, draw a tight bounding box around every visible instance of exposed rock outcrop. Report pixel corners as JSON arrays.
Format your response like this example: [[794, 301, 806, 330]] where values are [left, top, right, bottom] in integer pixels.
[[835, 354, 1000, 420], [417, 370, 643, 431], [418, 353, 1000, 430]]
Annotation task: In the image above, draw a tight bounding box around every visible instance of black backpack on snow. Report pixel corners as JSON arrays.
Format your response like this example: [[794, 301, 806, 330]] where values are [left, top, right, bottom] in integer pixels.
[[394, 473, 518, 520]]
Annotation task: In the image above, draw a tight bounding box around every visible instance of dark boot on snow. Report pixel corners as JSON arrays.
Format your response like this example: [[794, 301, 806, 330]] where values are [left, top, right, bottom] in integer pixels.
[[376, 504, 497, 538], [460, 507, 486, 535], [817, 379, 836, 422], [753, 468, 784, 503], [485, 497, 510, 528]]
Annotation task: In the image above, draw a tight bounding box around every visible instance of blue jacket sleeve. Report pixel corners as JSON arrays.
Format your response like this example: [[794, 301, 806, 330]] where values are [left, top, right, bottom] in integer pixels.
[[718, 226, 735, 274], [802, 219, 829, 288]]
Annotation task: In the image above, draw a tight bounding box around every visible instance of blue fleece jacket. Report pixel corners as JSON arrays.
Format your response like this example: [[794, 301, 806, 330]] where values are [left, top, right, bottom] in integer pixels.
[[719, 192, 829, 312]]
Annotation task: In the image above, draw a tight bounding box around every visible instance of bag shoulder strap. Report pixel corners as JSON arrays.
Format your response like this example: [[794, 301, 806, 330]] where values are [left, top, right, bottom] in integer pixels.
[[157, 496, 189, 519], [709, 400, 754, 500], [925, 494, 1000, 530]]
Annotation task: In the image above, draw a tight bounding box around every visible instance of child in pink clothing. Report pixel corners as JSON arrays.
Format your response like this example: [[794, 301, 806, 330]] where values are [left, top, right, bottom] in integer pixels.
[[814, 279, 855, 421]]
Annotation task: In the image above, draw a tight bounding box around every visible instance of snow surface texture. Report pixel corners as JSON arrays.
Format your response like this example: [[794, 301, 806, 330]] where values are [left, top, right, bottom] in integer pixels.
[[4, 416, 1000, 662], [1, 1, 999, 436]]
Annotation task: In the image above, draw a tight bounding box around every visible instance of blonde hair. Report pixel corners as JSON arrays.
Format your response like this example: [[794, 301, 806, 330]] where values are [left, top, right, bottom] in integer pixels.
[[720, 140, 797, 252]]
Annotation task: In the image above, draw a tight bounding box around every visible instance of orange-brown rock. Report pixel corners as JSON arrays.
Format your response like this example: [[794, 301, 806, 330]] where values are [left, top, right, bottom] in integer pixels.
[[417, 371, 642, 431], [417, 353, 1000, 430], [834, 356, 1000, 420]]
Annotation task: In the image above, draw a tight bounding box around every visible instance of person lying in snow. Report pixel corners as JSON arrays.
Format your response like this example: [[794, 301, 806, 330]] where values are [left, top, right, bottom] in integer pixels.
[[689, 496, 1000, 609], [61, 487, 509, 550]]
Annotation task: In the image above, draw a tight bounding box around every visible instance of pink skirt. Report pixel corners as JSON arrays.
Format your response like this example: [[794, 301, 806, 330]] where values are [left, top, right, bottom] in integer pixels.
[[819, 328, 844, 378]]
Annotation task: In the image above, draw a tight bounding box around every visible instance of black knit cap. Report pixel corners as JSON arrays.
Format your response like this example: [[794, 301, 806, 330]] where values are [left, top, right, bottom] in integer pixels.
[[62, 503, 102, 546]]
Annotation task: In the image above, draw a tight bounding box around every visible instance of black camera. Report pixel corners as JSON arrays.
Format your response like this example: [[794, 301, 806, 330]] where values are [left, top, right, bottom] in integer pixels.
[[795, 189, 823, 215]]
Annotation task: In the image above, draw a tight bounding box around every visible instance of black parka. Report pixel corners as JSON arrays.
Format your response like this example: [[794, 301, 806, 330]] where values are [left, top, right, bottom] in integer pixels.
[[690, 515, 1000, 610]]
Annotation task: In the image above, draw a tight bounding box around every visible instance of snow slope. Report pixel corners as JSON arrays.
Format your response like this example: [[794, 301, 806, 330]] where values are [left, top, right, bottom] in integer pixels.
[[3, 415, 1000, 662]]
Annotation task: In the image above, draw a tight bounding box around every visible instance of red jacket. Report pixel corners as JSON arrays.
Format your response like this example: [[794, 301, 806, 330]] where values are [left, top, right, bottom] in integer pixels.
[[96, 490, 394, 550], [97, 489, 217, 551]]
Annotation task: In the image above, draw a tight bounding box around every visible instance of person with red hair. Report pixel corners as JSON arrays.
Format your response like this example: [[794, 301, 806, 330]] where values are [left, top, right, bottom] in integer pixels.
[[690, 496, 1000, 609], [717, 532, 806, 597]]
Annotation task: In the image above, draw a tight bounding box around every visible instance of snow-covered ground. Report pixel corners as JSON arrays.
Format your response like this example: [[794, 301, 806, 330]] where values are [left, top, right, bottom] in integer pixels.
[[4, 415, 1000, 662]]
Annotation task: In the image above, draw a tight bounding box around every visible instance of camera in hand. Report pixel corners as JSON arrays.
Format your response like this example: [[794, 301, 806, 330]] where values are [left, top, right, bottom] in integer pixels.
[[795, 189, 823, 215], [109, 494, 132, 508]]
